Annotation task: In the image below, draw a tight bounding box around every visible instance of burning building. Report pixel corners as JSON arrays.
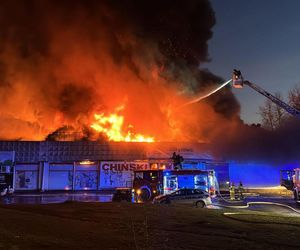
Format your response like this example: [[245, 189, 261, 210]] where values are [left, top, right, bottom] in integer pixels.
[[1, 0, 294, 192], [0, 0, 239, 191], [0, 141, 229, 191], [0, 0, 240, 142]]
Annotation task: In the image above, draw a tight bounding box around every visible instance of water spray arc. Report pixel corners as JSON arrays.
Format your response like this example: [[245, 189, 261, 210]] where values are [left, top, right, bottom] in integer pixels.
[[182, 79, 232, 107]]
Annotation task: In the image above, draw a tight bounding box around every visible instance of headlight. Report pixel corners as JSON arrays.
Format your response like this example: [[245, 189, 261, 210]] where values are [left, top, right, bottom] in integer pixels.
[[153, 190, 157, 194]]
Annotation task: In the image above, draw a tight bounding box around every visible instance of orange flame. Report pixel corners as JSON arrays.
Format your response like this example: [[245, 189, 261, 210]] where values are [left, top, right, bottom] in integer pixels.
[[90, 109, 154, 142]]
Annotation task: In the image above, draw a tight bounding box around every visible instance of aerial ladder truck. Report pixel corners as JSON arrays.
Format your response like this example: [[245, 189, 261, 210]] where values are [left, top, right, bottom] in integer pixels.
[[232, 69, 300, 118], [232, 70, 300, 202]]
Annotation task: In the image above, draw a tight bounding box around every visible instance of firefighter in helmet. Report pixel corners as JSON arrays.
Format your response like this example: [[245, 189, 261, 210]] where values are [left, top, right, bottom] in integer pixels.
[[238, 181, 244, 200], [172, 152, 183, 170], [229, 182, 235, 200]]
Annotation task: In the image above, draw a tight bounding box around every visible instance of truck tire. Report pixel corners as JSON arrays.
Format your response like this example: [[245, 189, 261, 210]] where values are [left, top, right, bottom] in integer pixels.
[[140, 188, 151, 201]]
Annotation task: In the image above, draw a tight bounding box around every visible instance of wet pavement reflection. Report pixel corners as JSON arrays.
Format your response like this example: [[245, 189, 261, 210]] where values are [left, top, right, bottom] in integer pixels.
[[210, 196, 300, 216], [0, 193, 113, 204]]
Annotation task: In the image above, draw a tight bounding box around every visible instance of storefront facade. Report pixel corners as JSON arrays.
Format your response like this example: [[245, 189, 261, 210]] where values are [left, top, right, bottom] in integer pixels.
[[0, 141, 227, 191]]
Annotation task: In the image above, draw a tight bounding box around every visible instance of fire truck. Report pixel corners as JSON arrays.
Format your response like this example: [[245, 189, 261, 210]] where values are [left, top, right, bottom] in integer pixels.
[[232, 69, 300, 119], [132, 169, 216, 201], [234, 70, 300, 202], [280, 169, 300, 202]]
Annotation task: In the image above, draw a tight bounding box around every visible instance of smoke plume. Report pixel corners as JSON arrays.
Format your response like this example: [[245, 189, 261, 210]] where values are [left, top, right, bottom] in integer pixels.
[[212, 118, 300, 163], [0, 0, 240, 141]]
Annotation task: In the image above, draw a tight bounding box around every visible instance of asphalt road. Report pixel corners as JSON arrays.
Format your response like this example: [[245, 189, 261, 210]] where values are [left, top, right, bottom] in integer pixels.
[[212, 195, 300, 216], [1, 192, 300, 216]]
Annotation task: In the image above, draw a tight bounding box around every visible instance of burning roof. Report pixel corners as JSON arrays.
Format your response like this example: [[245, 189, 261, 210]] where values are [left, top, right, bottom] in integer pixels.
[[0, 0, 240, 142]]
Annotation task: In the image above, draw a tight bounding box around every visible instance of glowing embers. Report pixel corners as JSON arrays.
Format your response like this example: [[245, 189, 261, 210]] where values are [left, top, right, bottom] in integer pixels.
[[90, 108, 154, 142]]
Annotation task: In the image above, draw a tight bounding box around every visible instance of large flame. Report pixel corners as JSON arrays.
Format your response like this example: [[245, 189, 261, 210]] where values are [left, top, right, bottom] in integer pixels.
[[90, 108, 154, 142], [0, 1, 240, 142]]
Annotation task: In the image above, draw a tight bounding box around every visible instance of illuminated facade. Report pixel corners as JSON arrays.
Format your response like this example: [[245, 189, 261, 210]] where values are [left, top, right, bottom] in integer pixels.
[[0, 141, 227, 191]]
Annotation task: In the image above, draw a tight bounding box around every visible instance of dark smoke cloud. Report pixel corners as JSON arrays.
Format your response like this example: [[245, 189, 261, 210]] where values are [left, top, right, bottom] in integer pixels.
[[0, 0, 239, 141], [114, 0, 215, 66], [58, 83, 95, 119], [212, 119, 300, 163], [194, 69, 240, 119]]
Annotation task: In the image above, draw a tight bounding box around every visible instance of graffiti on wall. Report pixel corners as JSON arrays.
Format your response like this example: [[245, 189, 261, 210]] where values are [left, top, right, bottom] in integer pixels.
[[100, 161, 149, 188], [16, 171, 37, 189], [75, 171, 97, 190]]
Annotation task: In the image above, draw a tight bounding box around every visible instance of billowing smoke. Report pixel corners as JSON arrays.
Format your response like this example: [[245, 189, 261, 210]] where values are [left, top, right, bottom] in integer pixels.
[[212, 118, 300, 163], [0, 0, 240, 141]]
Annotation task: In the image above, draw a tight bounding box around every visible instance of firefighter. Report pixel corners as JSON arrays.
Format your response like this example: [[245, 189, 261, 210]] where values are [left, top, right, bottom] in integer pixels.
[[172, 152, 184, 170], [157, 181, 163, 195], [229, 182, 235, 200], [238, 181, 244, 200]]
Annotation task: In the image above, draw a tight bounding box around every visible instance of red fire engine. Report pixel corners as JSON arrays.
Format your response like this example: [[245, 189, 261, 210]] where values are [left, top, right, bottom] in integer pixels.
[[132, 169, 216, 201], [280, 169, 300, 203]]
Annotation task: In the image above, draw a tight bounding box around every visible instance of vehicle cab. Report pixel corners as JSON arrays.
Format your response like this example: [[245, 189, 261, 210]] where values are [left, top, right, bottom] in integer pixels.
[[132, 169, 216, 202], [132, 170, 163, 202], [280, 168, 300, 201]]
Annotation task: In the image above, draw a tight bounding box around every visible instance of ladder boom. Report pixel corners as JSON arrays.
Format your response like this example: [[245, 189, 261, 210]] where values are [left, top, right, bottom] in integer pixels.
[[232, 69, 300, 119], [244, 81, 300, 118]]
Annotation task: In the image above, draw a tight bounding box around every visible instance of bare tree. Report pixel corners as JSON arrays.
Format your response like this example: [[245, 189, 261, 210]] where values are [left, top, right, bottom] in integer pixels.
[[258, 92, 286, 131], [288, 83, 300, 111]]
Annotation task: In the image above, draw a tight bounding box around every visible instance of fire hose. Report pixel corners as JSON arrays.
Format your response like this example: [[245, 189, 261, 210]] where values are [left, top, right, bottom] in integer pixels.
[[217, 201, 300, 214], [220, 202, 300, 228], [212, 177, 300, 215], [214, 176, 245, 204]]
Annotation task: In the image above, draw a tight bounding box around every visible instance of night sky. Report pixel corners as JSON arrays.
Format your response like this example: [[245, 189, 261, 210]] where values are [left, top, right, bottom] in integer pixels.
[[204, 0, 300, 124]]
